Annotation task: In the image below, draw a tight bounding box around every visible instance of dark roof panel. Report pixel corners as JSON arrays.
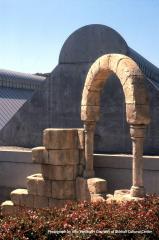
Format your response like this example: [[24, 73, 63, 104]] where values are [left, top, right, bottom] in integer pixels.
[[0, 69, 46, 90], [0, 87, 34, 130]]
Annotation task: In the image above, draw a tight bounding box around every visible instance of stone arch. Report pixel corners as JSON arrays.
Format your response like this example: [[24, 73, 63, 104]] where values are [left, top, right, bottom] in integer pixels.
[[81, 54, 150, 197]]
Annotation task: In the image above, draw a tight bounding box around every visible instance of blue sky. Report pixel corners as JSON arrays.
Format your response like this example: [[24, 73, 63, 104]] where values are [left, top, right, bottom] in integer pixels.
[[0, 0, 158, 74]]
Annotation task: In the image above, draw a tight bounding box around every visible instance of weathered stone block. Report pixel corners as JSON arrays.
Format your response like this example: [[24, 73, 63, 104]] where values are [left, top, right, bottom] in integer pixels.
[[27, 174, 52, 197], [43, 128, 84, 150], [126, 103, 150, 125], [90, 193, 105, 202], [78, 150, 85, 176], [99, 55, 110, 72], [114, 189, 130, 197], [106, 194, 115, 204], [116, 57, 143, 85], [10, 189, 34, 208], [110, 55, 130, 77], [11, 189, 27, 206], [78, 164, 84, 176], [41, 165, 78, 180], [79, 149, 85, 165], [76, 177, 107, 201], [84, 82, 104, 92], [27, 174, 41, 195], [123, 80, 149, 105], [90, 59, 108, 81], [81, 105, 100, 121], [22, 194, 34, 208], [52, 181, 76, 199], [34, 195, 49, 208], [48, 149, 79, 165], [48, 198, 70, 208], [113, 189, 135, 202], [87, 178, 107, 194], [37, 179, 52, 197], [81, 86, 100, 106], [1, 201, 16, 215], [32, 147, 48, 164], [76, 177, 90, 201]]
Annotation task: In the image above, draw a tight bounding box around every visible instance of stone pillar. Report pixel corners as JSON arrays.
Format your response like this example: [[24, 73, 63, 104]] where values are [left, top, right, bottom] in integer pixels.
[[130, 125, 146, 197], [84, 121, 96, 178]]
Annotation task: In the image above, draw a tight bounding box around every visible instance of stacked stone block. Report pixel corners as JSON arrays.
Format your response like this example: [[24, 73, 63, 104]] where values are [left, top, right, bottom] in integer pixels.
[[1, 128, 85, 212], [41, 128, 84, 208], [1, 128, 107, 215], [76, 177, 107, 202]]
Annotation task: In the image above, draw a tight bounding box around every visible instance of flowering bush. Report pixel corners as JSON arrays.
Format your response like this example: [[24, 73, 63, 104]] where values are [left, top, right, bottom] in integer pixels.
[[0, 195, 159, 239]]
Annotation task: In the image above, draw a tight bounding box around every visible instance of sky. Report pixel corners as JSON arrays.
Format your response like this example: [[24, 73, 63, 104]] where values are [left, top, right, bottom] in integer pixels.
[[0, 0, 158, 74]]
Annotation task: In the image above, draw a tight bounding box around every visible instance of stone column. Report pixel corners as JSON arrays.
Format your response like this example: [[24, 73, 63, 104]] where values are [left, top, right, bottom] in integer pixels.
[[130, 125, 146, 197], [83, 121, 96, 178]]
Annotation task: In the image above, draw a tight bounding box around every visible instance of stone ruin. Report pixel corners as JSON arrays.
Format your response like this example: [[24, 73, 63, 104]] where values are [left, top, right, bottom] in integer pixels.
[[80, 53, 150, 200], [1, 53, 150, 215], [1, 128, 107, 214]]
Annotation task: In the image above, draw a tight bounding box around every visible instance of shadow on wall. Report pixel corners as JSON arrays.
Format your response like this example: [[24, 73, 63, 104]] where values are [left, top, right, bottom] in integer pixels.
[[94, 75, 131, 154]]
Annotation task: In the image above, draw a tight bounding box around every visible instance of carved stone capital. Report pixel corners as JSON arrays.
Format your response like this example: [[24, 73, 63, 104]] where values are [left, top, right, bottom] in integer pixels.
[[84, 121, 96, 133], [130, 124, 146, 139]]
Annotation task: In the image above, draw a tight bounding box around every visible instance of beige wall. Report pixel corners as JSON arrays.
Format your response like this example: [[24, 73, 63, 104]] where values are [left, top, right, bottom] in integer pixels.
[[94, 154, 159, 194], [0, 150, 159, 203], [0, 149, 40, 202]]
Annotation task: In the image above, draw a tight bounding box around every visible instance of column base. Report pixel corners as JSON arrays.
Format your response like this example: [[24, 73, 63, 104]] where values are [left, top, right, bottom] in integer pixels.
[[83, 170, 95, 178], [130, 186, 145, 198]]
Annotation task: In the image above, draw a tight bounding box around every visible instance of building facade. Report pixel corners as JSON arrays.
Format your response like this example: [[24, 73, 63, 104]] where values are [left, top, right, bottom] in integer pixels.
[[0, 24, 159, 154]]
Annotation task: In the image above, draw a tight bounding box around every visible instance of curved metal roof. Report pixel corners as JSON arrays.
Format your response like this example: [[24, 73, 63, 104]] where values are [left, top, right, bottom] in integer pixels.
[[128, 48, 159, 89], [59, 24, 128, 63], [0, 69, 46, 90]]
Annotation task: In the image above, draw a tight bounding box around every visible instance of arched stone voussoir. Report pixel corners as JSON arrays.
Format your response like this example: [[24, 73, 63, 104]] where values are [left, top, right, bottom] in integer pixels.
[[108, 54, 129, 74], [90, 58, 108, 79], [85, 59, 111, 90], [122, 74, 145, 88], [81, 87, 101, 106], [98, 54, 110, 71], [81, 53, 150, 125], [126, 103, 150, 125], [81, 105, 100, 122], [115, 58, 143, 86], [123, 78, 149, 105]]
